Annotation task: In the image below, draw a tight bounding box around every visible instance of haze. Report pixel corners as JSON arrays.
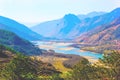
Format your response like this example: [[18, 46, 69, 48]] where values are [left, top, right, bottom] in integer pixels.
[[0, 0, 120, 26]]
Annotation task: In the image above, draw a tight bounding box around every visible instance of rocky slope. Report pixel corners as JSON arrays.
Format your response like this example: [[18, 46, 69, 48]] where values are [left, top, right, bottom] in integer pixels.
[[75, 17, 120, 53]]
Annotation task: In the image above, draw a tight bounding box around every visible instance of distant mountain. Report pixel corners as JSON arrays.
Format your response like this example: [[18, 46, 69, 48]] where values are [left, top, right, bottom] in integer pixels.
[[78, 11, 106, 20], [31, 12, 105, 39], [0, 29, 42, 55], [32, 14, 81, 40], [31, 19, 62, 37], [75, 17, 120, 53], [77, 17, 120, 43], [0, 16, 43, 41], [31, 8, 120, 40], [54, 14, 81, 40]]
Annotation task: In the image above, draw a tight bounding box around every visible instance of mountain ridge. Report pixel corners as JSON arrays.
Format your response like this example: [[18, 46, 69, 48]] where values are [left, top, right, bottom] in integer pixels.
[[78, 11, 106, 20], [31, 8, 119, 40], [0, 29, 42, 55], [0, 16, 43, 41]]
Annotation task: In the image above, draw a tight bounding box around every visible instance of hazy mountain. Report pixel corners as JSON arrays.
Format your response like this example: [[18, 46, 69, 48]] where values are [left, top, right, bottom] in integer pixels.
[[0, 29, 42, 55], [66, 7, 120, 40], [31, 12, 105, 39], [0, 16, 43, 41], [77, 17, 120, 42], [31, 19, 62, 37], [31, 14, 81, 40], [53, 14, 81, 40], [78, 11, 106, 20], [31, 8, 120, 40], [75, 17, 120, 53]]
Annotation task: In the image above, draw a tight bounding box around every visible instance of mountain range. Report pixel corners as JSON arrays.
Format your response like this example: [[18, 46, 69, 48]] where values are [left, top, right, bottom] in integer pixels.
[[78, 11, 106, 20], [31, 8, 120, 41], [76, 17, 120, 43], [75, 17, 120, 53], [31, 12, 105, 39]]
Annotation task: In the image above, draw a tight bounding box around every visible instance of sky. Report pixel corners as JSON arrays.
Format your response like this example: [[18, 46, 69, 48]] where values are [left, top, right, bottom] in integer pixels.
[[0, 0, 120, 27]]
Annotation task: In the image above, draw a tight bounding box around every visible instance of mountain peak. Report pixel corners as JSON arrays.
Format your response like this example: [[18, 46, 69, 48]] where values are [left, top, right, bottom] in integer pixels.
[[63, 13, 81, 23], [64, 13, 77, 17]]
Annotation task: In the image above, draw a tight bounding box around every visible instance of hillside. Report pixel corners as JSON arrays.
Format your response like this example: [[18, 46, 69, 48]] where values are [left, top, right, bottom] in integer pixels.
[[77, 17, 120, 43], [0, 44, 15, 64], [0, 16, 43, 41], [0, 29, 42, 55], [31, 19, 62, 37], [0, 45, 61, 80], [75, 17, 120, 53]]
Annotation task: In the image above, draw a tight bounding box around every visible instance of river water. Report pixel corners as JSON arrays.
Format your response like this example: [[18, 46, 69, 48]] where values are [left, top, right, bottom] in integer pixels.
[[35, 41, 103, 62]]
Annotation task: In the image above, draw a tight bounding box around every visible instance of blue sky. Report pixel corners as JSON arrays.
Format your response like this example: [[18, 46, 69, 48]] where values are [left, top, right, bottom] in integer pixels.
[[0, 0, 120, 26]]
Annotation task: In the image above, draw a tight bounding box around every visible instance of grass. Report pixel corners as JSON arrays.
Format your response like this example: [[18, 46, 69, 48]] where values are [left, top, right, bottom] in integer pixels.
[[53, 58, 71, 72], [52, 58, 72, 78], [34, 56, 72, 78]]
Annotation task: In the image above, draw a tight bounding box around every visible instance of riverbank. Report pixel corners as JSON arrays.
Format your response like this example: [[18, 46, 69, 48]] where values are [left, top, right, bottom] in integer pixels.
[[34, 41, 102, 63]]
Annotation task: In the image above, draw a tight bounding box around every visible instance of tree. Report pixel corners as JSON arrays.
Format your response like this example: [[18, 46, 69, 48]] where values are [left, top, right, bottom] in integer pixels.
[[99, 51, 120, 80], [68, 51, 120, 80], [0, 53, 38, 80], [69, 58, 92, 80]]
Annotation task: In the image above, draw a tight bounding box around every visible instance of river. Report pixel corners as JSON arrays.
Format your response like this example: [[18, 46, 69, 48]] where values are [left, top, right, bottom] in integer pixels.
[[35, 41, 103, 62]]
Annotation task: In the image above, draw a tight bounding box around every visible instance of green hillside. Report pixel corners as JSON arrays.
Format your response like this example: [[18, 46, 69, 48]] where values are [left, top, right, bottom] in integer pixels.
[[0, 29, 42, 55]]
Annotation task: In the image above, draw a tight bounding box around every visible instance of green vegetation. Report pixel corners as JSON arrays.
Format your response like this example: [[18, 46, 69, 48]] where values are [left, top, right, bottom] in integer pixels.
[[0, 53, 61, 80], [0, 29, 42, 55], [0, 53, 38, 80], [0, 42, 120, 80], [34, 51, 120, 80], [0, 45, 61, 80], [68, 51, 120, 80]]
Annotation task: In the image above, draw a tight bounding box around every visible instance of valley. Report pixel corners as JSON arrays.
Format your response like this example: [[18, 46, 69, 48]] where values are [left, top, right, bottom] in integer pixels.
[[0, 4, 120, 79], [35, 41, 102, 63]]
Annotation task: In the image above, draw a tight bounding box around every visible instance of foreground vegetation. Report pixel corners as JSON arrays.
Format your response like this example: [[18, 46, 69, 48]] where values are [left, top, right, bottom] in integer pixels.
[[0, 44, 120, 80], [0, 45, 61, 80], [65, 50, 120, 80]]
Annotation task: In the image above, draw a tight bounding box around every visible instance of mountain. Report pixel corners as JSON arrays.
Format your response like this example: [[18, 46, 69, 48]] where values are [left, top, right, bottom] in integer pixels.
[[0, 29, 42, 55], [31, 12, 105, 39], [78, 11, 106, 20], [76, 17, 120, 44], [31, 8, 120, 40], [32, 14, 81, 40], [31, 19, 62, 37], [76, 8, 120, 43], [75, 17, 120, 53], [53, 14, 81, 40], [0, 16, 43, 41], [73, 8, 120, 35]]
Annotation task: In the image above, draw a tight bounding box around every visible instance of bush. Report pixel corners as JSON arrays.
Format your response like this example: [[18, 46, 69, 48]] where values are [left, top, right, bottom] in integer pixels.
[[0, 53, 38, 80]]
